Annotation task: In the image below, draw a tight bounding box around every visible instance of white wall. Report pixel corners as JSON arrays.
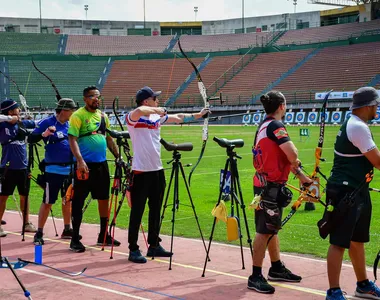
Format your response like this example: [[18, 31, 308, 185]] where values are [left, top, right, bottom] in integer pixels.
[[0, 17, 161, 36], [202, 11, 321, 35]]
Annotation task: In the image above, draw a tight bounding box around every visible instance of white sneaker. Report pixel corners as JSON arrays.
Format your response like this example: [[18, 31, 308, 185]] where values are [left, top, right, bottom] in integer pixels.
[[24, 222, 37, 233], [0, 226, 7, 237]]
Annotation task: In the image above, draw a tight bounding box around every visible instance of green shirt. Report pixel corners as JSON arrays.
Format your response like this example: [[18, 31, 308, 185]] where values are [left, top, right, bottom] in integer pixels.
[[328, 115, 374, 189], [68, 107, 110, 163]]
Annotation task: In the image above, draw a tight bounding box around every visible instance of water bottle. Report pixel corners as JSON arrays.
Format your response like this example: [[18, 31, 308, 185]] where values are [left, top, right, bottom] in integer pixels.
[[34, 244, 42, 264]]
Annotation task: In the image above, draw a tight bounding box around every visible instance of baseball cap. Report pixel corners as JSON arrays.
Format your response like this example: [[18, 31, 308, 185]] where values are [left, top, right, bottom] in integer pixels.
[[350, 87, 380, 110], [1, 99, 19, 115], [56, 98, 77, 110], [136, 86, 161, 104]]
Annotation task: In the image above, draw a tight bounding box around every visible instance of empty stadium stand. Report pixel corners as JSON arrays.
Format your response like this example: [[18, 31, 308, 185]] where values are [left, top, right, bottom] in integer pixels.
[[276, 19, 380, 45], [217, 49, 313, 105], [65, 35, 173, 56], [275, 42, 380, 103], [101, 57, 204, 107], [172, 32, 271, 53], [0, 32, 60, 55], [101, 54, 252, 107], [6, 59, 106, 107]]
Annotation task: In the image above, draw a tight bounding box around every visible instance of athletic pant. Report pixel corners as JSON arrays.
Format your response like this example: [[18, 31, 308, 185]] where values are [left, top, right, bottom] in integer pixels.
[[128, 170, 165, 251]]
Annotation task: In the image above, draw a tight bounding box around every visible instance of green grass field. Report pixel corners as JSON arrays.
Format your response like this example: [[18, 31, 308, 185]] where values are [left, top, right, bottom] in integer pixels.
[[5, 125, 380, 265]]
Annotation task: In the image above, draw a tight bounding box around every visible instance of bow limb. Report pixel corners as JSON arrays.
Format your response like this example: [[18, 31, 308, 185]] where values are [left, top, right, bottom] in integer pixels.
[[17, 258, 86, 276], [113, 96, 125, 131], [374, 250, 380, 282], [0, 71, 30, 117], [32, 59, 62, 101], [112, 96, 132, 163], [178, 39, 209, 185], [309, 90, 333, 185]]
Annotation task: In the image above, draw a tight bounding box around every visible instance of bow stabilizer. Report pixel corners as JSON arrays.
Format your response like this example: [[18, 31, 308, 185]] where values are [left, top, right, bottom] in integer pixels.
[[374, 250, 380, 282]]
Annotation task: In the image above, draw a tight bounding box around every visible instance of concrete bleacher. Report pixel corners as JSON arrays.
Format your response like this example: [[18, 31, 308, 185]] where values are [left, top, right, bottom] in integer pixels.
[[275, 42, 380, 102], [65, 32, 271, 56], [0, 32, 60, 55], [101, 57, 203, 107], [101, 55, 249, 107], [276, 19, 380, 45], [172, 32, 271, 53], [65, 35, 173, 56], [217, 49, 312, 105], [7, 60, 106, 107]]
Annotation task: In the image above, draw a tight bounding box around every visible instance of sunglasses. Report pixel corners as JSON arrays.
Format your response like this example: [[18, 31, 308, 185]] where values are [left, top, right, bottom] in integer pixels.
[[87, 94, 101, 100]]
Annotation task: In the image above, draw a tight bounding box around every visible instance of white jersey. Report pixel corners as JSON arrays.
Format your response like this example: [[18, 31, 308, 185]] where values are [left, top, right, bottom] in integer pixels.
[[126, 113, 168, 172]]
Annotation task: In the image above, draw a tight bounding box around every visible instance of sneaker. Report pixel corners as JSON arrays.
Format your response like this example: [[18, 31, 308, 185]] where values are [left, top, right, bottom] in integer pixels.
[[247, 274, 275, 294], [61, 229, 82, 240], [97, 233, 121, 247], [128, 249, 147, 264], [0, 226, 6, 237], [326, 288, 347, 300], [24, 222, 37, 233], [33, 232, 44, 245], [146, 245, 173, 257], [268, 263, 302, 282], [1, 220, 6, 225], [355, 281, 380, 299], [70, 239, 86, 253]]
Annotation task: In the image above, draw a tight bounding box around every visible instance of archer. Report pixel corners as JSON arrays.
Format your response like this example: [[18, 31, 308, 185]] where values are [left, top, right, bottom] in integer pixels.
[[249, 91, 312, 294], [323, 87, 380, 300]]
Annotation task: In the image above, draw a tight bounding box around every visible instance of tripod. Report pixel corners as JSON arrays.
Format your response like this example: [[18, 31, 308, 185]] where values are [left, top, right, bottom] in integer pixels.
[[202, 137, 253, 277], [102, 129, 131, 258], [21, 140, 37, 241], [103, 129, 148, 258], [155, 139, 209, 270]]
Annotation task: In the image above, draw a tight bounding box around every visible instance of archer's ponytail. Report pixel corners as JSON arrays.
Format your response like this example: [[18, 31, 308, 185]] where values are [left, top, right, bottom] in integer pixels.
[[260, 91, 286, 114]]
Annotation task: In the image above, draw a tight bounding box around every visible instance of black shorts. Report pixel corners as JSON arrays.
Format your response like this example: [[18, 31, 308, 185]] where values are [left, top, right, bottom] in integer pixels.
[[254, 186, 283, 235], [0, 169, 28, 196], [43, 173, 70, 205], [326, 184, 371, 249], [73, 161, 110, 201]]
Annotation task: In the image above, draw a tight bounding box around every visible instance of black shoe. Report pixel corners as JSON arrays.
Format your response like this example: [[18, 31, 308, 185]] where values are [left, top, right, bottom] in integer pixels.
[[61, 229, 82, 240], [268, 263, 302, 282], [70, 240, 86, 253], [128, 249, 147, 264], [97, 233, 121, 247], [1, 220, 6, 225], [33, 232, 44, 245], [248, 274, 275, 294], [146, 245, 173, 257]]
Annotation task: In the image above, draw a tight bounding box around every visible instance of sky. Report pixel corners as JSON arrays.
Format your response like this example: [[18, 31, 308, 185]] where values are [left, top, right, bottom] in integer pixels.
[[0, 0, 344, 22]]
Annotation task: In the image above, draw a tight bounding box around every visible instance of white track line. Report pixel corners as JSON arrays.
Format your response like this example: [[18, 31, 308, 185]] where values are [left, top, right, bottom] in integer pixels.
[[20, 268, 151, 300]]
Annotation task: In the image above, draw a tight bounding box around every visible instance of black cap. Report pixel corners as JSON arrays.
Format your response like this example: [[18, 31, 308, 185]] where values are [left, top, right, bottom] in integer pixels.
[[136, 86, 161, 104], [56, 98, 77, 110], [350, 87, 380, 110], [1, 99, 19, 115]]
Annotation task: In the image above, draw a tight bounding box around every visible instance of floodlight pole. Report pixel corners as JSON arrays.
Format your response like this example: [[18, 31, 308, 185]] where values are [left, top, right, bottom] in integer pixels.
[[39, 0, 42, 33], [242, 0, 245, 33], [84, 5, 89, 20], [194, 6, 198, 22], [143, 0, 146, 34]]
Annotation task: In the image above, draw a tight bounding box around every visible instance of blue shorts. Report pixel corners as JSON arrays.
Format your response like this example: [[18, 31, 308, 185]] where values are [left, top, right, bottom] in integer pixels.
[[43, 173, 70, 205]]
